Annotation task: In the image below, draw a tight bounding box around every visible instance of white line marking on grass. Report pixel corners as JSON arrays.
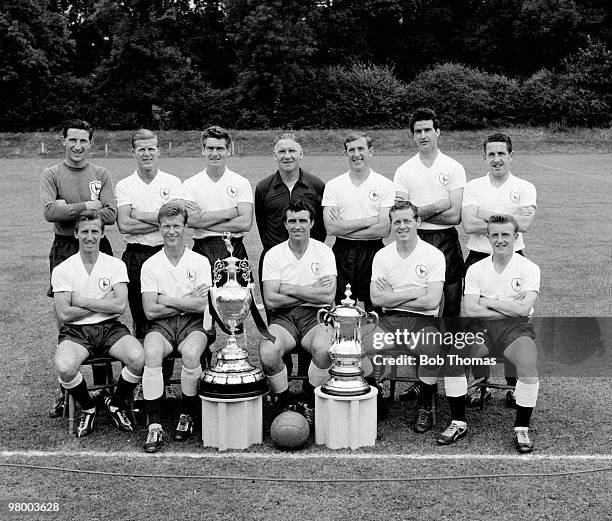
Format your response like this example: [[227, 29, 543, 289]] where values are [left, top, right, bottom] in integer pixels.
[[2, 450, 612, 461], [527, 159, 612, 183]]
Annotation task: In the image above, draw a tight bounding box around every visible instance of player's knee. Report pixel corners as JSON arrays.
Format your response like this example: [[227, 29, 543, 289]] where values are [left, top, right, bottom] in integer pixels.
[[124, 345, 144, 371], [55, 355, 79, 381], [259, 341, 283, 369], [143, 344, 165, 367], [180, 346, 203, 369]]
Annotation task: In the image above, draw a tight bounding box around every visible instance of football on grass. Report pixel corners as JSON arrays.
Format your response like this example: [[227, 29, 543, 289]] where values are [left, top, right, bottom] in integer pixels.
[[270, 411, 309, 449]]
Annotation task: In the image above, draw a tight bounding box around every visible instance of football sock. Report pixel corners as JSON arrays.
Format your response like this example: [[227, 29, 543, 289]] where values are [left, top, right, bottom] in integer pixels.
[[142, 366, 164, 401], [146, 399, 163, 426], [180, 365, 202, 397], [267, 366, 289, 394], [307, 361, 330, 388], [505, 376, 517, 387], [514, 406, 534, 428], [447, 396, 466, 423], [60, 373, 95, 412], [181, 394, 200, 417], [515, 380, 539, 408], [111, 368, 141, 406]]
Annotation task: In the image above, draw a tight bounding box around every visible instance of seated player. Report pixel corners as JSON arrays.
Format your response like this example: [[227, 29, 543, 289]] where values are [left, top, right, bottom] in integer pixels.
[[367, 201, 445, 432], [141, 202, 214, 452], [259, 199, 336, 423], [53, 210, 144, 437], [439, 214, 540, 453]]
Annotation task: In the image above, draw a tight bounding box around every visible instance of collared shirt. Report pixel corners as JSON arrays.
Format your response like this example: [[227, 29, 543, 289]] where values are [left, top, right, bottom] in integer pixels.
[[255, 169, 326, 251]]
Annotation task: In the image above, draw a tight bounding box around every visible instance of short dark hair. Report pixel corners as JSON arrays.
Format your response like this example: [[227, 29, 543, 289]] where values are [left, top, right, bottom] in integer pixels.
[[158, 201, 187, 225], [483, 132, 513, 154], [201, 125, 232, 149], [488, 214, 518, 234], [343, 132, 372, 151], [75, 209, 103, 233], [132, 128, 158, 149], [409, 108, 439, 134], [63, 119, 94, 140], [389, 200, 419, 221], [284, 198, 315, 222]]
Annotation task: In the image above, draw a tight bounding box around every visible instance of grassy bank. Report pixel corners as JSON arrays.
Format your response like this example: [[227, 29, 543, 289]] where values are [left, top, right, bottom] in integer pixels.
[[1, 127, 611, 158]]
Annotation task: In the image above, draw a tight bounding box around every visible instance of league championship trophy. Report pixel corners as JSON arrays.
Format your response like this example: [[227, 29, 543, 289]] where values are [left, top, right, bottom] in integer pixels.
[[318, 285, 378, 396], [199, 233, 269, 399]]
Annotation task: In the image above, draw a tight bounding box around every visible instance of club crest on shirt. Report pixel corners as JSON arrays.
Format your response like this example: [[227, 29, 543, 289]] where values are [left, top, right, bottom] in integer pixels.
[[511, 278, 522, 292], [438, 173, 450, 186], [187, 268, 196, 282], [160, 188, 170, 201], [510, 191, 521, 204], [310, 262, 320, 275], [368, 189, 380, 202], [98, 278, 111, 292], [89, 181, 102, 200], [415, 264, 428, 279], [226, 186, 238, 198]]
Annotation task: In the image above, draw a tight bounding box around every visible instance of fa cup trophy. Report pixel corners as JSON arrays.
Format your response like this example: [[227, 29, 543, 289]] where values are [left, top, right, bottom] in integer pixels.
[[318, 285, 378, 396], [199, 233, 269, 399]]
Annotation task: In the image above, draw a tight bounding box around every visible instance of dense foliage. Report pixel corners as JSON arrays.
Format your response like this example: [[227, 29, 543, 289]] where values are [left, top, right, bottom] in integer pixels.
[[1, 0, 610, 130]]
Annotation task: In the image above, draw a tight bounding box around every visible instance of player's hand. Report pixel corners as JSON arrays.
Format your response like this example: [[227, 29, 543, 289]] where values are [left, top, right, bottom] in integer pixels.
[[328, 207, 340, 221], [71, 291, 83, 307], [85, 200, 102, 210], [192, 283, 210, 299], [512, 291, 527, 301], [102, 289, 115, 300], [316, 276, 333, 288], [185, 201, 201, 222], [518, 206, 535, 217], [55, 199, 66, 205], [374, 277, 392, 292]]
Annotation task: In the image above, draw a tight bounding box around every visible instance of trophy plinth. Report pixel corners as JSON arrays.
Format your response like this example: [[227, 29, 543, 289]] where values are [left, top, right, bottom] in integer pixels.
[[319, 285, 378, 397], [199, 234, 269, 399]]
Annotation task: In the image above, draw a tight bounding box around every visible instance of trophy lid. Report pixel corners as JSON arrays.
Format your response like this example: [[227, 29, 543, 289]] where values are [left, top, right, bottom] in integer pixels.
[[330, 285, 367, 318]]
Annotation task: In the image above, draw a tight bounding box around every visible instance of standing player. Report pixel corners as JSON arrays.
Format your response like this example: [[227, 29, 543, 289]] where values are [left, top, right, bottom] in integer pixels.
[[140, 203, 213, 453], [439, 215, 540, 453], [255, 133, 326, 287], [182, 126, 253, 275], [41, 119, 117, 416], [53, 210, 143, 437], [368, 201, 446, 432], [260, 199, 336, 420], [115, 129, 184, 340], [462, 133, 537, 404], [393, 108, 465, 318], [322, 132, 394, 311]]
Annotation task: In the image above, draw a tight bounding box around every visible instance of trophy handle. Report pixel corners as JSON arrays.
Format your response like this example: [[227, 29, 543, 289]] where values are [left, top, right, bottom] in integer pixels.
[[363, 311, 379, 337], [317, 307, 331, 326]]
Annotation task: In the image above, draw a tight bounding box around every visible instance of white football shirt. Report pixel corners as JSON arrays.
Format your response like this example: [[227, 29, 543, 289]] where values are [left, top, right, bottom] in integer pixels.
[[462, 172, 536, 253], [262, 239, 337, 307], [393, 152, 466, 230], [371, 239, 446, 315], [182, 168, 253, 239], [141, 247, 212, 299], [51, 252, 129, 325], [321, 170, 395, 239], [464, 253, 540, 316], [115, 170, 184, 246]]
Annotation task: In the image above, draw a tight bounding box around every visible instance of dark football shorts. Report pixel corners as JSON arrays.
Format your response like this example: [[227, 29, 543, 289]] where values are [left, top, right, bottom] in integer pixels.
[[378, 310, 442, 352], [332, 238, 384, 310], [48, 234, 113, 297], [269, 306, 321, 345], [122, 243, 163, 338], [467, 317, 536, 358], [146, 313, 215, 351], [58, 318, 131, 357]]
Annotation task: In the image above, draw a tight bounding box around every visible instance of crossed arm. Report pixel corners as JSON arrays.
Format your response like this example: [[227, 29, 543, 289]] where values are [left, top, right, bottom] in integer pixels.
[[142, 284, 210, 320], [186, 201, 253, 233], [464, 291, 538, 319], [323, 206, 391, 239], [263, 276, 336, 311], [370, 279, 443, 312], [54, 283, 128, 324], [395, 188, 463, 225], [462, 204, 536, 234]]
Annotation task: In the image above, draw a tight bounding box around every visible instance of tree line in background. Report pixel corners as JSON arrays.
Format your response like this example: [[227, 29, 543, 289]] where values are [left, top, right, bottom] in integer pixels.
[[1, 0, 611, 131]]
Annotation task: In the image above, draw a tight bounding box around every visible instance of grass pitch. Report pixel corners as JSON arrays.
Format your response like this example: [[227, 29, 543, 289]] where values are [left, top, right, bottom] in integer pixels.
[[0, 152, 611, 520]]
